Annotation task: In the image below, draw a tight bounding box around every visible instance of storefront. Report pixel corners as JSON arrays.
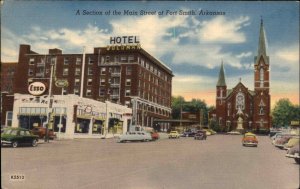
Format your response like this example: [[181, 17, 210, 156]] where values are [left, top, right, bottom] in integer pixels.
[[11, 93, 132, 139]]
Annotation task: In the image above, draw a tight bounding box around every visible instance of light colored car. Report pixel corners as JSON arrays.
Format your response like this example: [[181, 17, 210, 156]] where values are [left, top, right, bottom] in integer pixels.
[[283, 137, 299, 150], [169, 131, 180, 139], [286, 145, 300, 164], [117, 131, 152, 143]]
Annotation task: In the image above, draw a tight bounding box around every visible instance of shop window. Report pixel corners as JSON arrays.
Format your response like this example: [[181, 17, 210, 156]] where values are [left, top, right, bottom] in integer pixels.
[[92, 120, 104, 134], [75, 118, 90, 133]]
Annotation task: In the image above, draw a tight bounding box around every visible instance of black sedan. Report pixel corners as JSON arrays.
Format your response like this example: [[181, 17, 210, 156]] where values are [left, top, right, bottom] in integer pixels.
[[1, 127, 39, 148]]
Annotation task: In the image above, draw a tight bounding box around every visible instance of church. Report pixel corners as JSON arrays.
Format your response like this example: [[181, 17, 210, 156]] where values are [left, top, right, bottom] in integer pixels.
[[210, 20, 271, 133]]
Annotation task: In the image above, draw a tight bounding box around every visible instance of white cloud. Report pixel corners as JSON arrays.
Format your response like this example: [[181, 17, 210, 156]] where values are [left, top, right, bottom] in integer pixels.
[[198, 16, 250, 43]]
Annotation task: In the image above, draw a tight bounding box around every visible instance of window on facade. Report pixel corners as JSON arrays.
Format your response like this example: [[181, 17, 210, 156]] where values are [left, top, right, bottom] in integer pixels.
[[101, 68, 106, 75], [6, 111, 13, 127], [100, 78, 106, 86], [112, 77, 120, 85], [141, 59, 145, 67], [75, 68, 81, 76], [86, 89, 92, 96], [227, 103, 231, 116], [105, 56, 110, 63], [236, 92, 245, 110], [128, 55, 134, 62], [125, 89, 131, 96], [121, 56, 127, 62], [29, 58, 35, 65], [74, 88, 79, 95], [88, 57, 94, 64], [75, 119, 90, 133], [76, 57, 81, 65], [260, 68, 264, 87], [146, 63, 149, 70], [75, 78, 80, 86], [87, 78, 92, 86], [99, 88, 106, 96], [259, 106, 265, 115], [126, 66, 132, 75], [63, 68, 69, 76], [126, 79, 131, 86], [51, 57, 56, 65], [88, 67, 93, 75], [64, 57, 69, 65], [28, 69, 34, 76]]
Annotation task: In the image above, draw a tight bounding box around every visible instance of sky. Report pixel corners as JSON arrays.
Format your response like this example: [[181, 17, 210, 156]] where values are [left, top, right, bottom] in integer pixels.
[[1, 1, 299, 108]]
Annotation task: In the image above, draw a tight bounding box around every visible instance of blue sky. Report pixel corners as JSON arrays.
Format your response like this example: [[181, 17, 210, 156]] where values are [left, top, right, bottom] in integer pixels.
[[1, 1, 299, 107]]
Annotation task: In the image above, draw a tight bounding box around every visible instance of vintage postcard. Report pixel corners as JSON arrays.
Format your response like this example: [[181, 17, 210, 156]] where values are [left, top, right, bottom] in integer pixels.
[[1, 1, 299, 189]]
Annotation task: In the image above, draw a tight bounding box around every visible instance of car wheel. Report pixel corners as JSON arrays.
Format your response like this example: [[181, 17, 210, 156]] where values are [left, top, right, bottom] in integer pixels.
[[12, 141, 18, 148], [294, 158, 300, 164], [32, 139, 38, 147]]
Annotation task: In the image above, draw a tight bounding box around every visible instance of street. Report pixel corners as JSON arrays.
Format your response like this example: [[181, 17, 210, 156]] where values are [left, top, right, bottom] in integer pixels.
[[1, 135, 299, 189]]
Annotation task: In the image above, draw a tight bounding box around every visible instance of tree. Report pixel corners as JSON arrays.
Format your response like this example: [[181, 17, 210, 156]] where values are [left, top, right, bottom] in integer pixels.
[[171, 96, 209, 125], [272, 98, 300, 128]]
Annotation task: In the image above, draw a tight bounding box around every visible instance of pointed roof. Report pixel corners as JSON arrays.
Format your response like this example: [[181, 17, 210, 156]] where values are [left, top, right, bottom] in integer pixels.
[[255, 18, 269, 65], [258, 18, 268, 57], [217, 61, 226, 87]]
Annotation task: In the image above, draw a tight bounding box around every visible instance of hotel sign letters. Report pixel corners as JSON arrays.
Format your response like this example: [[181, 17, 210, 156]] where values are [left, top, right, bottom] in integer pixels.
[[107, 36, 141, 51]]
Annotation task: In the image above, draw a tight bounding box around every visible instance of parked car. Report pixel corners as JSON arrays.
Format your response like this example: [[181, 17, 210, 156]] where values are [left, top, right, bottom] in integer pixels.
[[150, 131, 159, 140], [169, 131, 180, 139], [274, 135, 294, 149], [285, 145, 300, 164], [181, 130, 196, 137], [242, 134, 258, 147], [227, 130, 242, 135], [194, 130, 207, 140], [117, 131, 152, 143], [1, 127, 39, 148], [283, 137, 299, 150], [31, 127, 56, 140]]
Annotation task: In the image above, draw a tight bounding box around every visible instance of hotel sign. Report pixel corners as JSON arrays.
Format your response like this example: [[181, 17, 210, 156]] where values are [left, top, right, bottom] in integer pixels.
[[107, 36, 141, 51]]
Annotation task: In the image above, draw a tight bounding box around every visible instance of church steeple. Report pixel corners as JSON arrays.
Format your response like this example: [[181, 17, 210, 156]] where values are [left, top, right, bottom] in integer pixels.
[[255, 18, 269, 65], [217, 61, 226, 87], [258, 18, 267, 57]]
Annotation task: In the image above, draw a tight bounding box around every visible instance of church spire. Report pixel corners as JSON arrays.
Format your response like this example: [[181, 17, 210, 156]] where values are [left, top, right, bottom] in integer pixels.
[[217, 61, 226, 87], [258, 18, 268, 57]]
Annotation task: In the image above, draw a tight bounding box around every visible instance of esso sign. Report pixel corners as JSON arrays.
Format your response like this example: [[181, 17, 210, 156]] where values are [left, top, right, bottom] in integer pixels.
[[28, 82, 47, 96]]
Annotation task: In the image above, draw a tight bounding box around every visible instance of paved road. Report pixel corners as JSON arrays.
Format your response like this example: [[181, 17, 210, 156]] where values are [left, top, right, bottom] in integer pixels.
[[1, 135, 299, 189]]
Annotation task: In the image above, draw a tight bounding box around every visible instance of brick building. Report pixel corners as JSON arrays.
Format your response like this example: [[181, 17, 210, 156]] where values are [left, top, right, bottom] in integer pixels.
[[10, 42, 173, 130], [1, 62, 17, 126], [210, 20, 271, 133]]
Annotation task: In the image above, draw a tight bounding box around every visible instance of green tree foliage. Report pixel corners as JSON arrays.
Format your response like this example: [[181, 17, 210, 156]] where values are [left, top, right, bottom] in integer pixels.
[[272, 98, 300, 127], [171, 96, 209, 125]]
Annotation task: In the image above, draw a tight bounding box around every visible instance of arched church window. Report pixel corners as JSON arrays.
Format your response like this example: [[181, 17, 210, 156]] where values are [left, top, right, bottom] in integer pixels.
[[259, 106, 265, 115], [260, 68, 264, 87], [236, 92, 245, 110]]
